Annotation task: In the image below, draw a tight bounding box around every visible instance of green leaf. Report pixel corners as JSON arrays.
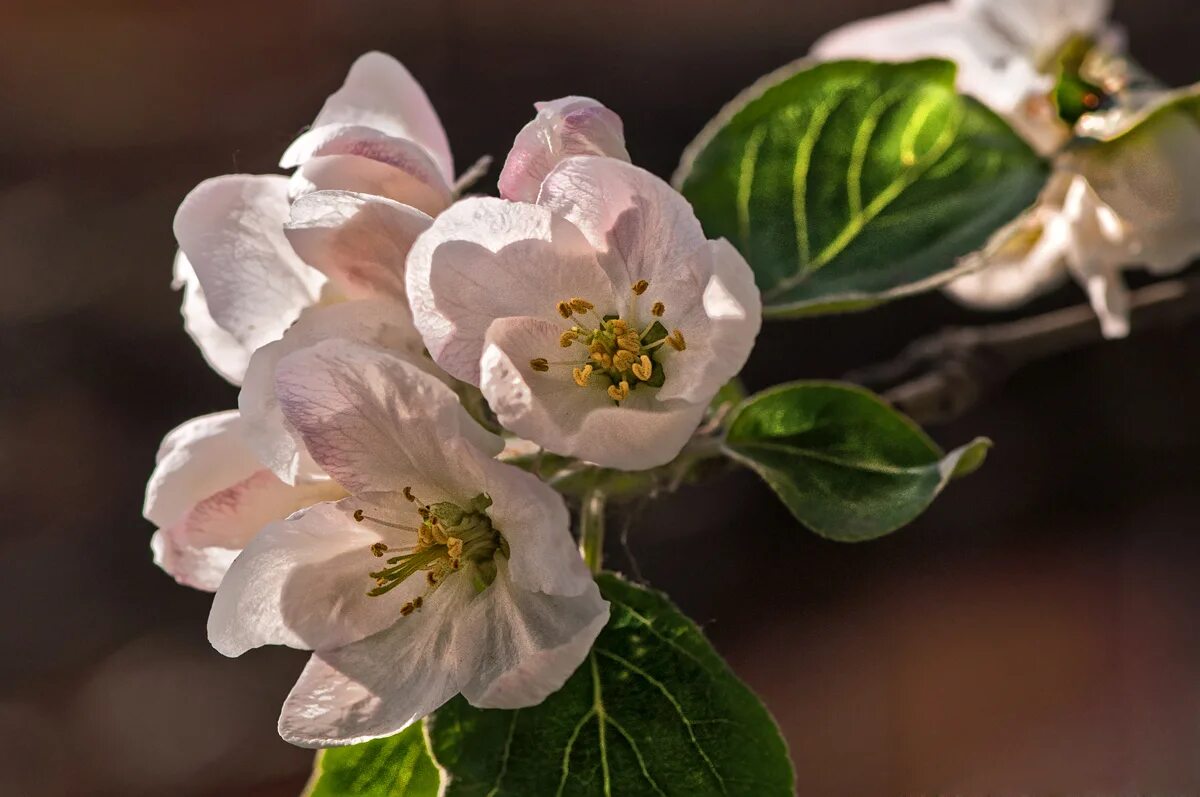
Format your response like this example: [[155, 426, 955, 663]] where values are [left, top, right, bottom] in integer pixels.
[[427, 573, 794, 797], [304, 721, 440, 797], [722, 381, 990, 541], [675, 59, 1048, 317]]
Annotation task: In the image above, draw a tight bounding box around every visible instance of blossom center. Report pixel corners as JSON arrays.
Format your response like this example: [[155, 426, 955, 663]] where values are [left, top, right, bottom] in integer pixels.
[[529, 280, 686, 403], [354, 488, 508, 616]]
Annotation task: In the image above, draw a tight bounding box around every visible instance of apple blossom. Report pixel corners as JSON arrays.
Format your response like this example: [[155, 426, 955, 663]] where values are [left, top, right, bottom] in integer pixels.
[[407, 155, 761, 470], [207, 340, 608, 747], [948, 92, 1200, 337], [498, 96, 630, 203], [812, 0, 1116, 154], [173, 52, 451, 384], [144, 411, 344, 591]]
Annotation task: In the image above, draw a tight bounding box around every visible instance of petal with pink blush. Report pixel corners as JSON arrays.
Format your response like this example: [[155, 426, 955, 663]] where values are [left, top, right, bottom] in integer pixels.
[[499, 96, 630, 203], [285, 190, 432, 303], [291, 153, 451, 217], [284, 52, 453, 185], [173, 252, 253, 385]]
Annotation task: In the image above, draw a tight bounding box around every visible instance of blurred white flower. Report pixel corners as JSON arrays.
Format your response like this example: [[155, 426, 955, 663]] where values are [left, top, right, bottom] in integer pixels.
[[407, 155, 761, 470], [172, 52, 451, 384], [207, 340, 607, 747], [498, 96, 630, 202], [812, 0, 1115, 153]]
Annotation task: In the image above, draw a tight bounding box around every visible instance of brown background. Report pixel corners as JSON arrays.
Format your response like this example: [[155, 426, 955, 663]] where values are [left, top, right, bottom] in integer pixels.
[[1, 1, 1198, 794]]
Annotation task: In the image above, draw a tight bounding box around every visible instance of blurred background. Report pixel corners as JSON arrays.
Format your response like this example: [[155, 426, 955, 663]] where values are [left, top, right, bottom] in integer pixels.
[[1, 0, 1198, 794]]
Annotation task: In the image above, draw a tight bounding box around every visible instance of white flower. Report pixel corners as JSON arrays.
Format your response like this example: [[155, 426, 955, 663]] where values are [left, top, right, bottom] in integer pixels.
[[948, 92, 1200, 337], [812, 0, 1114, 153], [173, 52, 451, 384], [207, 340, 608, 747], [144, 411, 345, 591], [498, 96, 630, 203], [407, 155, 761, 470]]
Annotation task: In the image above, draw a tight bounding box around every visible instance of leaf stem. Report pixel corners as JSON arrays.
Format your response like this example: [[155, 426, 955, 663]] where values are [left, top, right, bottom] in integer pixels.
[[579, 488, 607, 574]]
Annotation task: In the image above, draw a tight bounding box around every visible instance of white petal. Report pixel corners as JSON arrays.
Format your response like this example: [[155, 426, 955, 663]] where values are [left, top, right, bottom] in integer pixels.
[[283, 52, 453, 184], [956, 0, 1111, 62], [208, 500, 415, 656], [458, 559, 608, 710], [143, 411, 259, 529], [1081, 270, 1130, 339], [153, 470, 344, 591], [274, 339, 502, 495], [499, 96, 630, 203], [811, 3, 1043, 117], [278, 574, 475, 747], [173, 174, 325, 353], [945, 218, 1071, 309], [239, 299, 428, 484], [654, 239, 762, 404], [473, 454, 590, 596], [406, 196, 613, 384], [290, 153, 451, 217], [480, 317, 707, 470], [173, 252, 252, 385], [538, 156, 711, 295], [285, 190, 432, 302]]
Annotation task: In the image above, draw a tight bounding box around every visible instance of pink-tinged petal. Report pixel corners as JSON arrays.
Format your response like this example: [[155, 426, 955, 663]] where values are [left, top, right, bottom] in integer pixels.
[[457, 559, 608, 710], [174, 174, 325, 353], [406, 196, 613, 384], [238, 299, 428, 484], [277, 573, 475, 747], [653, 239, 762, 405], [472, 453, 588, 597], [274, 339, 502, 495], [173, 252, 252, 385], [283, 52, 453, 185], [143, 411, 259, 529], [285, 190, 432, 303], [498, 96, 630, 203], [208, 500, 418, 657], [153, 470, 344, 591], [479, 317, 707, 470], [538, 156, 710, 298], [290, 153, 451, 217]]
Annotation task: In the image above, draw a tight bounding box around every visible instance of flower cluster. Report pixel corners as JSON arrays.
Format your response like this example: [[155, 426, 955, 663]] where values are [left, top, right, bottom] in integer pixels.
[[145, 53, 760, 747], [814, 0, 1200, 338]]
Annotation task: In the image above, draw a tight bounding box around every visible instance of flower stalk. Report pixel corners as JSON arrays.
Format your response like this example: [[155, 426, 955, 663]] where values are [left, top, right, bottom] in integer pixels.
[[579, 488, 607, 574]]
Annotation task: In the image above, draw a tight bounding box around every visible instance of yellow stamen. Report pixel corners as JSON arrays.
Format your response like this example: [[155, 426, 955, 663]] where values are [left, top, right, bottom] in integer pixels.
[[632, 279, 649, 296], [613, 349, 637, 372], [590, 351, 612, 369], [609, 319, 629, 334], [530, 357, 550, 372], [616, 332, 641, 352], [668, 329, 687, 351], [559, 330, 579, 347], [556, 301, 573, 319], [607, 380, 631, 402], [651, 301, 665, 317], [569, 297, 594, 313], [572, 364, 593, 387], [370, 542, 389, 558], [447, 537, 464, 559], [631, 354, 653, 381]]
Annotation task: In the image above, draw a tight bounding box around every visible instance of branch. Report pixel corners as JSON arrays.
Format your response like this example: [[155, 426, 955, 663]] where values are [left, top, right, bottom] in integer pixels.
[[845, 276, 1200, 426]]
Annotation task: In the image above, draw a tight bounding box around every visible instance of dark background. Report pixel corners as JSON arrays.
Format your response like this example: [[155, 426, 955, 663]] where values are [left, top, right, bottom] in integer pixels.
[[2, 1, 1198, 794]]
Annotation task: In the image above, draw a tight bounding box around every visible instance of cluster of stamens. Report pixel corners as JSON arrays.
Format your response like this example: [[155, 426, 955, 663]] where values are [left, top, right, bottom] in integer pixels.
[[529, 280, 685, 403], [353, 487, 506, 616]]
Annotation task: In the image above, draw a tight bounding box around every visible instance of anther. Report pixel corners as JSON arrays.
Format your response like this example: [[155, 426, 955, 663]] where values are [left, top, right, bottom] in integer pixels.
[[530, 357, 550, 372], [613, 350, 637, 372], [413, 596, 423, 610], [370, 542, 389, 558], [590, 351, 613, 369], [353, 509, 365, 522], [607, 380, 630, 402], [403, 487, 416, 502], [556, 301, 573, 319], [568, 297, 594, 313], [632, 279, 649, 296], [631, 354, 654, 381], [401, 602, 415, 616], [559, 330, 579, 348], [616, 332, 641, 352], [572, 365, 593, 387], [447, 537, 464, 559], [668, 329, 687, 351], [651, 301, 665, 317]]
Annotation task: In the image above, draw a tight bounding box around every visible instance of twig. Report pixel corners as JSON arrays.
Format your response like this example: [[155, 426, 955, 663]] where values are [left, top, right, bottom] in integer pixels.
[[845, 276, 1200, 426]]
